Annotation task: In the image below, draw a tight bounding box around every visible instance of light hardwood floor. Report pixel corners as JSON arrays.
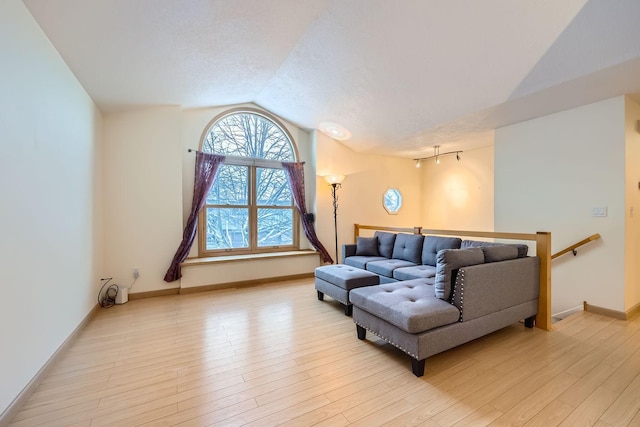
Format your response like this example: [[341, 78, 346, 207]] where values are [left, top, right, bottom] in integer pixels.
[[9, 278, 640, 426]]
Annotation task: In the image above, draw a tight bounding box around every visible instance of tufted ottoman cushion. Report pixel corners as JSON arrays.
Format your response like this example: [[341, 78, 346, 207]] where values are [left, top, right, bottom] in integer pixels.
[[315, 264, 380, 316], [349, 278, 460, 333], [315, 265, 379, 290]]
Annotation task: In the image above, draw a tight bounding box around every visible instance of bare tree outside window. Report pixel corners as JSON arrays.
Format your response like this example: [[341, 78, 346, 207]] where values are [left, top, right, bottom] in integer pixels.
[[200, 111, 298, 255], [203, 113, 295, 161]]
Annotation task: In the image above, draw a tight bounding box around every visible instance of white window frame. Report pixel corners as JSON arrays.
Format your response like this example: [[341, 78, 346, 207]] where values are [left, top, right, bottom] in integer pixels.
[[197, 108, 300, 257]]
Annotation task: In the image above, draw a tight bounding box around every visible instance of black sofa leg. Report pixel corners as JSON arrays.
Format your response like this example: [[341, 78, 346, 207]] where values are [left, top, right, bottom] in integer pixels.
[[356, 325, 366, 340], [344, 304, 353, 316], [524, 315, 535, 328], [317, 290, 324, 301], [411, 358, 426, 377]]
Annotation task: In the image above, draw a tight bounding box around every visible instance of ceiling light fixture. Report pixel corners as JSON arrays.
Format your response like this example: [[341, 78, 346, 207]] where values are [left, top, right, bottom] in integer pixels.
[[318, 122, 352, 141], [413, 145, 462, 167]]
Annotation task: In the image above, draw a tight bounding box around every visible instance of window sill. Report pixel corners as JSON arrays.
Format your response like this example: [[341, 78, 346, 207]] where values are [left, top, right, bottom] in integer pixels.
[[182, 250, 321, 267]]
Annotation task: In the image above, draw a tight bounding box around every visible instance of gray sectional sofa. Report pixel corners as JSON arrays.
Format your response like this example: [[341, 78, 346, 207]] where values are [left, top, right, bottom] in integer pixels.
[[343, 231, 540, 376]]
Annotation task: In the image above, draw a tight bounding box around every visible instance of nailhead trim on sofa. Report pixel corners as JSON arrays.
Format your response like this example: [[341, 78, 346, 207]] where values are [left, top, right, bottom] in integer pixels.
[[354, 321, 419, 359]]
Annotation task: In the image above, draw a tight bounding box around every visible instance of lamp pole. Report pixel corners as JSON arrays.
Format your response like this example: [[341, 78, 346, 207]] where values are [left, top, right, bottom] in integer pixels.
[[330, 182, 340, 263], [324, 174, 345, 264]]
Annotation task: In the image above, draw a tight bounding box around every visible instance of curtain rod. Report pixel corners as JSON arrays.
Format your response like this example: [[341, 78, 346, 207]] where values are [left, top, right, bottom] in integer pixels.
[[187, 148, 306, 165]]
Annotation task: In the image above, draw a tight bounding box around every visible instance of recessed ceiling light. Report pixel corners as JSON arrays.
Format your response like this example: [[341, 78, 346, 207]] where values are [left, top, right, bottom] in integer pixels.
[[318, 122, 352, 141]]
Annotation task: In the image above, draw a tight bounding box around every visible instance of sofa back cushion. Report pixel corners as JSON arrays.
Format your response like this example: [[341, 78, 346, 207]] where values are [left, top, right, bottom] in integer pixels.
[[481, 245, 518, 263], [391, 233, 425, 264], [422, 236, 462, 266], [434, 248, 484, 300], [461, 239, 528, 258], [374, 231, 397, 258]]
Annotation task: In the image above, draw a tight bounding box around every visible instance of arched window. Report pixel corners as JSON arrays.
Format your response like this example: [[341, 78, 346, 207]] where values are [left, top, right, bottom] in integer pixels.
[[198, 108, 299, 256]]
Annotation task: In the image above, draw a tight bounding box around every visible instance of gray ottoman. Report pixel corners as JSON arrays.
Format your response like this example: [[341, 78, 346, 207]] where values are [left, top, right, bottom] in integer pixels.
[[315, 264, 380, 315]]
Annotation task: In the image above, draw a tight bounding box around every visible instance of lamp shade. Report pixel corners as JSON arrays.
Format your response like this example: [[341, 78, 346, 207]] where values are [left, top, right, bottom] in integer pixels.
[[324, 174, 345, 185]]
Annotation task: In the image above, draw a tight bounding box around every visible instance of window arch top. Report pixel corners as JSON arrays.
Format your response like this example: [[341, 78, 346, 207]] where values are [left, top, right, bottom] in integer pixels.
[[202, 110, 296, 161]]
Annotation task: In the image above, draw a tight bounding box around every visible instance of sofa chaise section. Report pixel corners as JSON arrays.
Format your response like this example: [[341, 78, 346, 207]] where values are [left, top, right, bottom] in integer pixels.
[[349, 242, 540, 376]]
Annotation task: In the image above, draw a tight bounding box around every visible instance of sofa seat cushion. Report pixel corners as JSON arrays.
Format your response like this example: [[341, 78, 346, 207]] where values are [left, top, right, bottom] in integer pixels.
[[366, 259, 417, 278], [350, 279, 460, 333], [392, 265, 437, 282], [345, 256, 387, 270], [315, 264, 379, 290]]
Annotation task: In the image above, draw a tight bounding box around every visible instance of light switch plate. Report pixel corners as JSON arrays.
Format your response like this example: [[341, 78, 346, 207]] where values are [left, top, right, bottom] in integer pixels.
[[592, 206, 607, 217]]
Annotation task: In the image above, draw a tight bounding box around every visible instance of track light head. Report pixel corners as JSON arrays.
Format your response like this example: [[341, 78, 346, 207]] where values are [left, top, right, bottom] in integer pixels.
[[413, 147, 463, 166]]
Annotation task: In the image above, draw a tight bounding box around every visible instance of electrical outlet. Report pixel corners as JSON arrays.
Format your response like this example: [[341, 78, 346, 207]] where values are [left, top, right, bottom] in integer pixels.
[[133, 268, 140, 279]]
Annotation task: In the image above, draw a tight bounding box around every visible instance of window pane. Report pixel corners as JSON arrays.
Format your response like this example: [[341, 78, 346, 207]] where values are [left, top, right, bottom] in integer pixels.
[[203, 112, 295, 161], [205, 207, 249, 250], [207, 164, 248, 205], [257, 208, 293, 247], [256, 168, 291, 206]]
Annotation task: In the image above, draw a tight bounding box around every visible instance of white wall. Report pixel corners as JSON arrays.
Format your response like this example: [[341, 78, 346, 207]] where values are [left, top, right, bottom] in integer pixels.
[[421, 145, 494, 231], [625, 96, 640, 311], [102, 107, 183, 293], [495, 96, 626, 314], [315, 132, 423, 260], [0, 0, 103, 415]]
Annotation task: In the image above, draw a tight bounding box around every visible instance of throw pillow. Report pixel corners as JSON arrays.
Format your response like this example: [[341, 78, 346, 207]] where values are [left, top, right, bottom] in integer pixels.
[[356, 236, 379, 256]]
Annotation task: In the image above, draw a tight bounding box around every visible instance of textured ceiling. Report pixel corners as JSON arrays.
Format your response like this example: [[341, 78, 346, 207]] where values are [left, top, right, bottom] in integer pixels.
[[23, 0, 640, 157]]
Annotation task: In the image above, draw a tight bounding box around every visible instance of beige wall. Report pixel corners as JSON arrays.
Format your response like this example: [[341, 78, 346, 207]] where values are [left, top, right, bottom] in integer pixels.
[[315, 132, 423, 260], [102, 107, 183, 293], [421, 145, 494, 231], [625, 96, 640, 311], [0, 0, 103, 415], [496, 96, 626, 314]]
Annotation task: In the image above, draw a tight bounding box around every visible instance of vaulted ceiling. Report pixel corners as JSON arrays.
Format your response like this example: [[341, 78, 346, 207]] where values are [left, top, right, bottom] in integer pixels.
[[24, 0, 640, 158]]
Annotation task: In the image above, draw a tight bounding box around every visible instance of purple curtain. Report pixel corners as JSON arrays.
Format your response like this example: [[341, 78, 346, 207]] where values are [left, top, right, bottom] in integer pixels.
[[164, 152, 225, 282], [282, 162, 333, 264]]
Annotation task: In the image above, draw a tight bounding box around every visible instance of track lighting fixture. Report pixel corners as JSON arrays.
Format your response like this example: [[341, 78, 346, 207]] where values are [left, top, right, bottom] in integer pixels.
[[413, 145, 462, 167]]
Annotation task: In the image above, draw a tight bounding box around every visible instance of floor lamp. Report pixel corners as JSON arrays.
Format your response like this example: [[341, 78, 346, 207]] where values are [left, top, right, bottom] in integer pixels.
[[324, 174, 345, 263]]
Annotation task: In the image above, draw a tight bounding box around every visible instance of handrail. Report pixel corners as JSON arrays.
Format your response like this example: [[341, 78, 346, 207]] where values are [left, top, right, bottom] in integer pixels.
[[551, 233, 601, 260], [353, 224, 553, 331]]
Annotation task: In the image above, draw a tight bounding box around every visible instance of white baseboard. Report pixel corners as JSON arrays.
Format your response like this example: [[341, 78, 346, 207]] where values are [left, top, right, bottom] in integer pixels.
[[552, 305, 583, 320]]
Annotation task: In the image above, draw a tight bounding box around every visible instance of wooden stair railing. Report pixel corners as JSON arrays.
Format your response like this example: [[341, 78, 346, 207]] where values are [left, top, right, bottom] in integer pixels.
[[551, 233, 601, 260], [353, 224, 552, 331]]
